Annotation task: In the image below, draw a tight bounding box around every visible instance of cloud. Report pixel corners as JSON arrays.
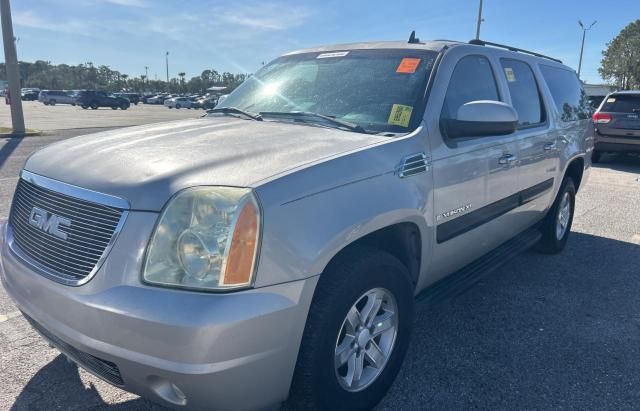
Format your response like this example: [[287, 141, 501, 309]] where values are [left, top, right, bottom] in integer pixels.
[[219, 3, 311, 31], [99, 0, 148, 7], [14, 10, 88, 33]]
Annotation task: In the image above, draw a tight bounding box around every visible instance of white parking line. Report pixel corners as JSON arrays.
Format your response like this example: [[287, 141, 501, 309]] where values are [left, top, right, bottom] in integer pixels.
[[0, 311, 21, 323], [631, 234, 640, 245]]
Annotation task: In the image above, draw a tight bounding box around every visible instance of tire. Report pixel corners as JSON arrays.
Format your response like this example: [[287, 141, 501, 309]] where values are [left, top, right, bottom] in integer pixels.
[[50, 99, 56, 105], [176, 104, 181, 109], [111, 106, 118, 110], [591, 151, 602, 164], [286, 246, 414, 411], [120, 103, 128, 110], [536, 177, 576, 254], [81, 105, 88, 110], [90, 102, 98, 110]]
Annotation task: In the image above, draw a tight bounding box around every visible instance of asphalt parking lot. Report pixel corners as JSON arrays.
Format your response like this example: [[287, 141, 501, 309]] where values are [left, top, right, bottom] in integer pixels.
[[0, 101, 200, 131], [0, 119, 640, 409]]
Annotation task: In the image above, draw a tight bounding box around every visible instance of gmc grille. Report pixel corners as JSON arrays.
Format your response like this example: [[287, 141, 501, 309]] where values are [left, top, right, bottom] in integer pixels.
[[8, 178, 125, 284]]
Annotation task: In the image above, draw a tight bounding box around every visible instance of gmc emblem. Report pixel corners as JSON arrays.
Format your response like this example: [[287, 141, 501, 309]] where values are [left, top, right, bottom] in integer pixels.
[[28, 206, 71, 240]]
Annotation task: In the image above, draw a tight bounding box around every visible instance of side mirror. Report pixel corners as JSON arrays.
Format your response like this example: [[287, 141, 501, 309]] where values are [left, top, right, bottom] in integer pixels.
[[444, 100, 518, 139]]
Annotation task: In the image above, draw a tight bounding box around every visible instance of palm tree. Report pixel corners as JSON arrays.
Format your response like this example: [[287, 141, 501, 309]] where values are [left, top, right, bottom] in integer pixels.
[[178, 72, 186, 92], [121, 74, 129, 90]]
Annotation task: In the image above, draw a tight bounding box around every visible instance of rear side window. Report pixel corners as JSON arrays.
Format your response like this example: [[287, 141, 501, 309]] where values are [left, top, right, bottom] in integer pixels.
[[540, 65, 588, 122], [500, 59, 545, 127], [600, 94, 640, 113], [441, 55, 500, 120]]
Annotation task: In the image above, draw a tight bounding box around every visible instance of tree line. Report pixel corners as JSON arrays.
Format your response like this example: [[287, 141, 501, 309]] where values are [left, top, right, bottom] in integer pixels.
[[599, 19, 640, 90], [0, 60, 250, 94]]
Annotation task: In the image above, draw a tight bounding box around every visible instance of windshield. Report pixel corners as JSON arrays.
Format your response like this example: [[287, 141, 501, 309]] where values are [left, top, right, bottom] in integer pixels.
[[217, 49, 438, 133]]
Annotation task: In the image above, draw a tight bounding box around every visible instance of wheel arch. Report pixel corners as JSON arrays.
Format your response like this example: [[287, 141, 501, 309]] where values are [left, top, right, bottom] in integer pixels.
[[323, 221, 423, 289], [564, 155, 585, 190]]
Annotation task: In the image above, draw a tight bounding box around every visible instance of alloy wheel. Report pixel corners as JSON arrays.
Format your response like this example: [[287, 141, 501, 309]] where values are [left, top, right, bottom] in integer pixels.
[[334, 287, 398, 392], [556, 191, 571, 240]]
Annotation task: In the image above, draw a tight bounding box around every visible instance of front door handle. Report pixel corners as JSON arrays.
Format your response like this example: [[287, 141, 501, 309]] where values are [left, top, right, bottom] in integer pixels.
[[544, 142, 557, 151], [498, 154, 518, 166]]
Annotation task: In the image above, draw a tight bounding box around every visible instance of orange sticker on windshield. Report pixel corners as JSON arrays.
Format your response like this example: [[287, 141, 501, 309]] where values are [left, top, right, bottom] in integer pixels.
[[396, 58, 421, 74]]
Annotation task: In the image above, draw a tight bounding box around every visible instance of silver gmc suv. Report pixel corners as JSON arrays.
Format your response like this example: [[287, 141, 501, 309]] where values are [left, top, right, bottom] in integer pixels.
[[1, 37, 592, 410]]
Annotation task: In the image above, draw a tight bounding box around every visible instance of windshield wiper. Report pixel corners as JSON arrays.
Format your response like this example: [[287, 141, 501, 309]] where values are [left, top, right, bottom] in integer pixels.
[[207, 107, 262, 121], [259, 111, 368, 133]]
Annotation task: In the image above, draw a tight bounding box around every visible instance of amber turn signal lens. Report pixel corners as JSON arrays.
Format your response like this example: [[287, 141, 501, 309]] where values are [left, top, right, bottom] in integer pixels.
[[222, 199, 259, 286]]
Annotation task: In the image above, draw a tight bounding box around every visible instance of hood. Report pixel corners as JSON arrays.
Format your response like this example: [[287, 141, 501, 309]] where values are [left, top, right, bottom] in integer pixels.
[[25, 117, 387, 211]]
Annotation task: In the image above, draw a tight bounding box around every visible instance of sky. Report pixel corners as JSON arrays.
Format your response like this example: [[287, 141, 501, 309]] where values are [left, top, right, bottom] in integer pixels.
[[6, 0, 640, 84]]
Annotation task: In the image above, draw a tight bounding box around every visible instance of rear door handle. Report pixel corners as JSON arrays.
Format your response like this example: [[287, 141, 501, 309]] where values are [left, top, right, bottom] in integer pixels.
[[498, 154, 517, 166], [544, 142, 556, 151]]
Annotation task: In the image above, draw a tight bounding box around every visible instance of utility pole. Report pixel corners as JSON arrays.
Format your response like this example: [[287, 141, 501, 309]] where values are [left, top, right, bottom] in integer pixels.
[[475, 0, 484, 40], [577, 20, 596, 80], [1, 0, 24, 134], [165, 51, 169, 84]]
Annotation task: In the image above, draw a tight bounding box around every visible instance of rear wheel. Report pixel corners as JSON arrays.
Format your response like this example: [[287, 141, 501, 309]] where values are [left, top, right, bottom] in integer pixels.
[[120, 103, 128, 110], [50, 99, 56, 105], [81, 105, 88, 109], [176, 104, 181, 109], [536, 177, 576, 254], [111, 106, 118, 110], [90, 102, 98, 110], [286, 247, 414, 411]]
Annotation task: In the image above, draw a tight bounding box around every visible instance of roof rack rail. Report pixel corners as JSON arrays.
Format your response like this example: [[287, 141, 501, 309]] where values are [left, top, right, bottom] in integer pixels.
[[468, 39, 562, 63]]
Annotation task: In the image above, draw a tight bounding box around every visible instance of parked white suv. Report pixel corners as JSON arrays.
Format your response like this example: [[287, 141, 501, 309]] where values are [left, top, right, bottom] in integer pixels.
[[1, 37, 591, 410], [164, 96, 192, 109], [38, 90, 76, 106]]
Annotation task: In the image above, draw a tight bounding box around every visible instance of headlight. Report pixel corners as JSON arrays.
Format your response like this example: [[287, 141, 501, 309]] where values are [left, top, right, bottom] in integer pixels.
[[143, 187, 260, 291]]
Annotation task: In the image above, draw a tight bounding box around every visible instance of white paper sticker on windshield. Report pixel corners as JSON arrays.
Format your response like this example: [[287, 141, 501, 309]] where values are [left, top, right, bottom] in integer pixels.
[[607, 97, 616, 103], [504, 67, 516, 82], [317, 51, 349, 59]]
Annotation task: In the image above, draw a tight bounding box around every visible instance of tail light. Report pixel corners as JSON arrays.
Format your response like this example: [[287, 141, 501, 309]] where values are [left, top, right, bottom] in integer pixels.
[[592, 112, 612, 124]]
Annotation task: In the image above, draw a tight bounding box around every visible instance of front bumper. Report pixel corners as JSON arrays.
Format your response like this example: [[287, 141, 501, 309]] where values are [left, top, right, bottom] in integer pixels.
[[0, 219, 318, 410]]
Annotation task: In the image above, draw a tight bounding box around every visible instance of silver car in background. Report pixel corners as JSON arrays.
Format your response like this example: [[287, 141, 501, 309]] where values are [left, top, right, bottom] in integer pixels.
[[38, 90, 77, 105], [1, 37, 591, 410]]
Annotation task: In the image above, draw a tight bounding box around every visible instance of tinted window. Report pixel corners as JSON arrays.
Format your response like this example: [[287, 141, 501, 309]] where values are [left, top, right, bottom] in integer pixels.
[[600, 94, 640, 113], [500, 59, 544, 127], [540, 65, 588, 122], [441, 55, 500, 121]]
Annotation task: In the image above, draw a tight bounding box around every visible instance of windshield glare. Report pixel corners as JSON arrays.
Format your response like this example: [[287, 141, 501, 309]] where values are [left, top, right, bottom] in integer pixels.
[[218, 49, 437, 133]]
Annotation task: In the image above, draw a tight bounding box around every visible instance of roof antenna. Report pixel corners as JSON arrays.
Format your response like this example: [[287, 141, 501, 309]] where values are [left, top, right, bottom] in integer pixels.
[[408, 30, 420, 44]]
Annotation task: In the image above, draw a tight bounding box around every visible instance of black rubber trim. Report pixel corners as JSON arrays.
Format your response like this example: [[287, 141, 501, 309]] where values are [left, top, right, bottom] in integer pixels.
[[437, 178, 553, 243]]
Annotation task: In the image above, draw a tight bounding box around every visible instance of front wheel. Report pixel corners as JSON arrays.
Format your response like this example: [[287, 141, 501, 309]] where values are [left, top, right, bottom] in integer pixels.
[[120, 103, 128, 110], [286, 247, 414, 411], [536, 177, 576, 254], [90, 103, 98, 110]]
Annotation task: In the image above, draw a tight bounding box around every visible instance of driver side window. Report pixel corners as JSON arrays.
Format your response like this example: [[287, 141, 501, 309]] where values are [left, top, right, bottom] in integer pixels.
[[441, 55, 500, 121]]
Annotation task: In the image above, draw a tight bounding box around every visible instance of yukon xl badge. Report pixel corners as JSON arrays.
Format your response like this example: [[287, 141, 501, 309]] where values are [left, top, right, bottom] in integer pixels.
[[28, 206, 71, 240], [437, 204, 472, 222]]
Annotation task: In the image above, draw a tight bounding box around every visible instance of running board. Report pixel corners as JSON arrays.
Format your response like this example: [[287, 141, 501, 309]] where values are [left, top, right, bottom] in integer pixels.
[[416, 228, 542, 306]]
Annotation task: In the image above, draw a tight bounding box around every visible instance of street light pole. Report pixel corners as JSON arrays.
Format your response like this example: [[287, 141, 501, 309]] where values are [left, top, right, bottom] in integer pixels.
[[475, 0, 484, 40], [577, 20, 596, 80], [165, 51, 169, 85], [0, 0, 24, 134]]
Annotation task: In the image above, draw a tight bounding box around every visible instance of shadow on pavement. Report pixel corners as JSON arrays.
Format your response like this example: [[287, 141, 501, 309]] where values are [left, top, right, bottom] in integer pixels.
[[0, 138, 23, 171], [592, 152, 640, 173], [11, 356, 168, 410], [10, 232, 640, 410]]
